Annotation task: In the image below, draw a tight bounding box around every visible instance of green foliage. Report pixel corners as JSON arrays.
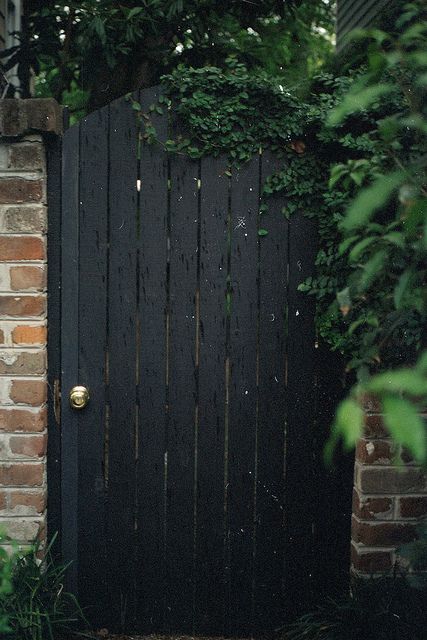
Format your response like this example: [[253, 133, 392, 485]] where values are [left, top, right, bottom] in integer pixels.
[[283, 577, 427, 640], [3, 0, 335, 113], [325, 1, 427, 466], [0, 534, 86, 640]]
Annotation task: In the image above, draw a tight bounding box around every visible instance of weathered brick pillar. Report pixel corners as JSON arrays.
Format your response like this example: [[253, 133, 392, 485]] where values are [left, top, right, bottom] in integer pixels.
[[351, 396, 427, 575], [0, 99, 61, 552]]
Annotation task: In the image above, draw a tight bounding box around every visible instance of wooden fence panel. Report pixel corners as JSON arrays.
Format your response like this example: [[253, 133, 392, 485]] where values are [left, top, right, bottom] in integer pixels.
[[284, 211, 318, 614], [227, 157, 260, 635], [166, 151, 199, 631], [107, 95, 139, 627], [195, 156, 229, 634], [254, 151, 288, 630], [77, 106, 110, 623], [136, 87, 169, 632]]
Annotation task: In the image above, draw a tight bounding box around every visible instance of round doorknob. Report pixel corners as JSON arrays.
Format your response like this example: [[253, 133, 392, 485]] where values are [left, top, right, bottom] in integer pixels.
[[69, 385, 90, 410]]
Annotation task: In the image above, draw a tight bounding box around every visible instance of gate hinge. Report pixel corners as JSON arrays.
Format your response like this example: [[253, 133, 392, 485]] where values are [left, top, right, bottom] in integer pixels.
[[54, 379, 61, 425]]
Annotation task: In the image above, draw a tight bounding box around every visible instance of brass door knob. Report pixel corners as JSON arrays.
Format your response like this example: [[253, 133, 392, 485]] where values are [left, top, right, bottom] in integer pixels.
[[69, 385, 90, 410]]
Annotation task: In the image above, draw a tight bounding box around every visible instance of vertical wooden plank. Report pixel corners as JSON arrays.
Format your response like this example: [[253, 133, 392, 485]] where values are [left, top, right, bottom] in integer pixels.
[[107, 95, 138, 629], [136, 86, 169, 631], [46, 135, 62, 557], [312, 344, 352, 598], [77, 106, 110, 626], [284, 210, 317, 615], [194, 156, 229, 634], [165, 149, 199, 632], [226, 157, 259, 635], [254, 152, 287, 631], [60, 123, 80, 594]]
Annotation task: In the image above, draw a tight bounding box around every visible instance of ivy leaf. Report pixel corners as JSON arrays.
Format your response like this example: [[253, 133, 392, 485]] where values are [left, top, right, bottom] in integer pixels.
[[341, 171, 404, 231], [329, 164, 347, 188], [258, 229, 268, 236], [383, 395, 427, 464]]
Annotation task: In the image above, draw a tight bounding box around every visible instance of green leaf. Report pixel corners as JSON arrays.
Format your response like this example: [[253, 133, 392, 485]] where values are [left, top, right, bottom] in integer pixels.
[[334, 398, 364, 451], [329, 164, 347, 188], [383, 395, 427, 464], [394, 270, 412, 309], [341, 171, 404, 231], [337, 286, 351, 315], [338, 235, 359, 255], [328, 84, 394, 127], [128, 7, 143, 19], [416, 351, 427, 375], [349, 236, 376, 261], [349, 171, 364, 186], [258, 229, 268, 236], [92, 16, 106, 44], [383, 231, 404, 247], [358, 250, 386, 291], [367, 370, 427, 397]]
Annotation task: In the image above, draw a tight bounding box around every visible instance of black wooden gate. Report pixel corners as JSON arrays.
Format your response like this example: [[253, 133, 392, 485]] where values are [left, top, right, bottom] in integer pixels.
[[47, 87, 352, 636]]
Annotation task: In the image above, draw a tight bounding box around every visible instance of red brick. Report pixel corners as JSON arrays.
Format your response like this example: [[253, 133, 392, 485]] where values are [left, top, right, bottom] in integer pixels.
[[0, 463, 43, 486], [3, 206, 46, 234], [9, 490, 45, 513], [10, 380, 47, 406], [10, 266, 46, 291], [0, 99, 62, 137], [0, 407, 47, 432], [352, 517, 417, 546], [360, 393, 382, 414], [9, 435, 46, 458], [399, 497, 427, 519], [351, 545, 392, 573], [0, 491, 7, 510], [0, 295, 45, 317], [356, 438, 394, 464], [12, 325, 46, 345], [8, 145, 44, 171], [0, 236, 45, 260], [0, 178, 43, 204], [363, 414, 388, 438], [352, 489, 393, 520], [356, 466, 426, 494], [0, 350, 45, 375]]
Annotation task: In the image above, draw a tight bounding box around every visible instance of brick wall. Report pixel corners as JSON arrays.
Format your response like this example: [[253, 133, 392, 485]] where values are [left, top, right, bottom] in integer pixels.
[[351, 396, 427, 575], [0, 99, 61, 552]]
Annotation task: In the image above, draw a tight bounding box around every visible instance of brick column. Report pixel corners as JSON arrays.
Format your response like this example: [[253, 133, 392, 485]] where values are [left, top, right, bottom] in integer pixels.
[[0, 99, 61, 552], [351, 396, 427, 575]]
